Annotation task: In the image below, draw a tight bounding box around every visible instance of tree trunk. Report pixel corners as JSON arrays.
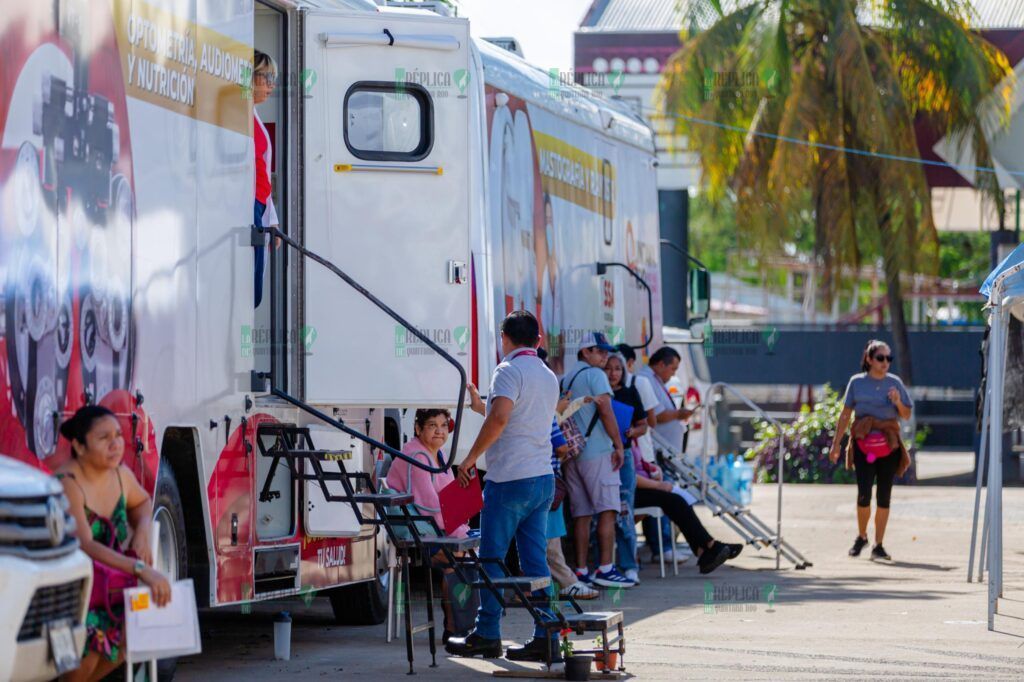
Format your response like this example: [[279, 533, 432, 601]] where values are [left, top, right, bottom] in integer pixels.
[[884, 265, 913, 385]]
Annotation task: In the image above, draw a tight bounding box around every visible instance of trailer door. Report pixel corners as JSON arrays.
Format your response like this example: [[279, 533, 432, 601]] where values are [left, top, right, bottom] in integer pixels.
[[301, 10, 472, 407]]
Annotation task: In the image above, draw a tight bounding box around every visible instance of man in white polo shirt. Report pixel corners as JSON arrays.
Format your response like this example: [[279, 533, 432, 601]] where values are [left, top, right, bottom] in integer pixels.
[[647, 346, 694, 454], [446, 311, 560, 663]]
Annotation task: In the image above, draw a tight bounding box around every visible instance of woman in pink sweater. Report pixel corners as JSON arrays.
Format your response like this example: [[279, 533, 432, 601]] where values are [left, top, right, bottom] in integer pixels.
[[386, 409, 469, 641], [386, 409, 470, 538]]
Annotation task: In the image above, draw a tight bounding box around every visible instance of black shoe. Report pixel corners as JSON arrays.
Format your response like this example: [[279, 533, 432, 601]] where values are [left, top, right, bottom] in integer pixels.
[[442, 630, 455, 645], [871, 544, 892, 561], [698, 541, 732, 575], [505, 637, 562, 663], [848, 535, 869, 557], [725, 543, 744, 560], [444, 631, 503, 659]]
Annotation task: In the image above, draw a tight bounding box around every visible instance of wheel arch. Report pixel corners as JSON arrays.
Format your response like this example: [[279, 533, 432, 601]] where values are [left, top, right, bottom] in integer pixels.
[[160, 426, 212, 607]]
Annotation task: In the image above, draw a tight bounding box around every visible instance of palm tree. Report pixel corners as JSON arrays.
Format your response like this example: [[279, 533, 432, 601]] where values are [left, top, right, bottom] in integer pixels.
[[657, 0, 1013, 383]]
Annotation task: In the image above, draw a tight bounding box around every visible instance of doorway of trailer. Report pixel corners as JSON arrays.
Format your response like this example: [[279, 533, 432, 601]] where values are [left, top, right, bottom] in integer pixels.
[[254, 2, 297, 545]]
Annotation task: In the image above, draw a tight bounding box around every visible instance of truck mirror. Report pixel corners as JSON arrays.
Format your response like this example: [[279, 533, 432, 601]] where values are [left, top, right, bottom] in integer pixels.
[[689, 269, 710, 322]]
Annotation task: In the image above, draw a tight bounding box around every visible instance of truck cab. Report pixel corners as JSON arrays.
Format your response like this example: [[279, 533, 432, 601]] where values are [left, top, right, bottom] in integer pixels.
[[0, 456, 91, 682]]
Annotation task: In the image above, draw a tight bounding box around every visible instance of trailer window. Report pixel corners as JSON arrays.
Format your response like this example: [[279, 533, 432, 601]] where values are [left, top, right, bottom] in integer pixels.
[[343, 81, 433, 162]]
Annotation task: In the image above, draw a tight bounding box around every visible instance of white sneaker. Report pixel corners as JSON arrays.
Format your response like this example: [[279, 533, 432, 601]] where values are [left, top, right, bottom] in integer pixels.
[[654, 549, 692, 565], [624, 569, 640, 585], [560, 581, 599, 600]]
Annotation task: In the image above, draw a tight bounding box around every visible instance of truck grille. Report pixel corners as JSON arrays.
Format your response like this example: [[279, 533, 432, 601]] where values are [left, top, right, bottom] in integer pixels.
[[17, 579, 86, 641], [0, 493, 79, 560]]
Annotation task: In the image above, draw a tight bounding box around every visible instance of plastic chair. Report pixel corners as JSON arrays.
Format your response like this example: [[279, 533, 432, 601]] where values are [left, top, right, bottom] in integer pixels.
[[633, 507, 679, 578]]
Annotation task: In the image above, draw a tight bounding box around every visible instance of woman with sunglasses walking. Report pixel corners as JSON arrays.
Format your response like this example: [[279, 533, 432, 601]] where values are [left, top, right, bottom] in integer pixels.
[[828, 340, 913, 561]]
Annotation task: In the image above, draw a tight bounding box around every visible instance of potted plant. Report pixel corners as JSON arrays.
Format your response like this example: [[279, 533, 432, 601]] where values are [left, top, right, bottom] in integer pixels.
[[592, 635, 618, 671], [560, 630, 592, 681]]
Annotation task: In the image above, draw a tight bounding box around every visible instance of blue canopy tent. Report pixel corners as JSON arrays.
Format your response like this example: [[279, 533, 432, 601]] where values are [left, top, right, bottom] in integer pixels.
[[968, 243, 1024, 629]]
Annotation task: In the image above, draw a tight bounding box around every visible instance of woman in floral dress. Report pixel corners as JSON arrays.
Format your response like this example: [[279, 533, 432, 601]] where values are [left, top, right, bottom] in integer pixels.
[[57, 405, 172, 681]]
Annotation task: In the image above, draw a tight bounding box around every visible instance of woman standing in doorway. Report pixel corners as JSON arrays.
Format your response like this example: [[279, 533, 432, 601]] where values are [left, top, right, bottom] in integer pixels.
[[253, 49, 279, 307], [829, 340, 913, 561]]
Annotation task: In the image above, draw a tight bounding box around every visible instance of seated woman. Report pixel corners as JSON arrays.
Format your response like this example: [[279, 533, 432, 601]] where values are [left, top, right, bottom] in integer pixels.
[[385, 408, 469, 643], [57, 406, 172, 682], [633, 451, 744, 575]]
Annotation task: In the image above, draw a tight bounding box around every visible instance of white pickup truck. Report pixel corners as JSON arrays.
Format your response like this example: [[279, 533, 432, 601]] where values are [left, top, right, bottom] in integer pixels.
[[0, 455, 92, 681]]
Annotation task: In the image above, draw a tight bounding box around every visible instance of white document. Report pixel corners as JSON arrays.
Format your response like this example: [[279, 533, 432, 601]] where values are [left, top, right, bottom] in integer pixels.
[[123, 579, 202, 661]]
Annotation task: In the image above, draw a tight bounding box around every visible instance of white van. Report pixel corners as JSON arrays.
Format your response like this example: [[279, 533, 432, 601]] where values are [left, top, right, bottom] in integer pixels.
[[0, 456, 91, 682]]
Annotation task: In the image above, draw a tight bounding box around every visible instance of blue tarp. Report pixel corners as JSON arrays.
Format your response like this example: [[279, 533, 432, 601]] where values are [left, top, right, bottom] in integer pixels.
[[981, 242, 1024, 299]]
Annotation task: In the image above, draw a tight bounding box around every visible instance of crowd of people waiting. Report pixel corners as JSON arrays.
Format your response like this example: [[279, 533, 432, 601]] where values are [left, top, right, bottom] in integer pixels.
[[51, 310, 743, 674], [410, 311, 745, 661]]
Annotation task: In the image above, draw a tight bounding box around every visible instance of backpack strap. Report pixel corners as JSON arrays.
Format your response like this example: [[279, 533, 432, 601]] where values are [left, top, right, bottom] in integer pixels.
[[563, 367, 602, 438]]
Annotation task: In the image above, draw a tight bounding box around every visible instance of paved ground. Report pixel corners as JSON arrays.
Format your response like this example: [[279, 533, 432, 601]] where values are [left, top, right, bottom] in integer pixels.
[[178, 481, 1024, 680], [914, 449, 976, 483]]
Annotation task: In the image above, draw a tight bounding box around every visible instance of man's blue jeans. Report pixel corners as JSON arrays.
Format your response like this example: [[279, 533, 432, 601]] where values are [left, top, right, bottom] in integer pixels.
[[475, 474, 555, 641], [614, 450, 638, 572]]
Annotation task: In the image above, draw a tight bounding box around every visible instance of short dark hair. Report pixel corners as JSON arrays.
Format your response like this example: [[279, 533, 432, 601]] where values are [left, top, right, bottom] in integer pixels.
[[500, 310, 540, 347], [59, 405, 117, 455], [616, 344, 636, 363], [649, 346, 681, 367], [414, 408, 451, 431], [537, 346, 549, 362]]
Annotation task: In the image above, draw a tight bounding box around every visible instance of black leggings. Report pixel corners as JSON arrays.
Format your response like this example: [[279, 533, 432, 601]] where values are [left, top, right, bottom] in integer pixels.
[[634, 487, 713, 554], [854, 443, 899, 509]]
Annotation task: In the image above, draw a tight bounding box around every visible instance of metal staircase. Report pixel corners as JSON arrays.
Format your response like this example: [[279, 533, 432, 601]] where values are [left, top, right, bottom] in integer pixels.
[[256, 423, 620, 673], [649, 381, 812, 570]]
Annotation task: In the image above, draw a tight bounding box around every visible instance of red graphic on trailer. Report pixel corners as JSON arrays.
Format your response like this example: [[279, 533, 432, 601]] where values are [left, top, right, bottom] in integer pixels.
[[0, 3, 142, 480]]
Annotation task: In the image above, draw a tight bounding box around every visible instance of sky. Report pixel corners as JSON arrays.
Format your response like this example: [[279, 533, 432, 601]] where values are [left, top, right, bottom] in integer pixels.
[[455, 0, 594, 72]]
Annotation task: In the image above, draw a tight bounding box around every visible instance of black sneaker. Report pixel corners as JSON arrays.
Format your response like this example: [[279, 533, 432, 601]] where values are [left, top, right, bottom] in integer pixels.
[[505, 637, 562, 663], [725, 543, 744, 560], [444, 631, 503, 659], [698, 541, 732, 575], [848, 535, 869, 557], [871, 544, 892, 561]]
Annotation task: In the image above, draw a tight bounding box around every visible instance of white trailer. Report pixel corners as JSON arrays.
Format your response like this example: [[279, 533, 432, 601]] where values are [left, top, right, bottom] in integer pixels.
[[0, 0, 684, 670]]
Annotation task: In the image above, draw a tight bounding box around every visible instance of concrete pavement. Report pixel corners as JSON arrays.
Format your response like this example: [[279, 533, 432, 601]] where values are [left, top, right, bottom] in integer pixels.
[[177, 483, 1024, 680]]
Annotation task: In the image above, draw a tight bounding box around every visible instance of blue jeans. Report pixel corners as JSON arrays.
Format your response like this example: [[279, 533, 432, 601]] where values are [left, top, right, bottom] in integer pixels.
[[254, 200, 266, 307], [614, 450, 638, 571], [642, 515, 675, 555], [475, 474, 555, 641]]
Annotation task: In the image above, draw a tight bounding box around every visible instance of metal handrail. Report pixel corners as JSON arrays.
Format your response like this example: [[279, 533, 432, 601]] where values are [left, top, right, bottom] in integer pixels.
[[701, 381, 787, 570], [596, 261, 653, 350], [253, 224, 466, 474]]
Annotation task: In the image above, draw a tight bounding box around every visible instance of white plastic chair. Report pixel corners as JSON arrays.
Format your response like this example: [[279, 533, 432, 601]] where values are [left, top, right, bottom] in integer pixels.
[[634, 507, 680, 578]]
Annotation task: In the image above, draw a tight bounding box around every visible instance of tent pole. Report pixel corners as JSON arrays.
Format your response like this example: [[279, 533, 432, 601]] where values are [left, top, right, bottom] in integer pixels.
[[987, 305, 1007, 631], [968, 391, 989, 583], [979, 474, 991, 579]]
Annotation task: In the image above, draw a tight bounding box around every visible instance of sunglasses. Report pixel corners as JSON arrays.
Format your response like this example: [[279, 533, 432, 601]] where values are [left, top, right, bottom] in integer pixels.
[[872, 354, 893, 363]]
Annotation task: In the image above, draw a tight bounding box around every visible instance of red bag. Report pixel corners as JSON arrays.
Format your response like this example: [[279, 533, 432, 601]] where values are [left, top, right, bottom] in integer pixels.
[[88, 517, 138, 623]]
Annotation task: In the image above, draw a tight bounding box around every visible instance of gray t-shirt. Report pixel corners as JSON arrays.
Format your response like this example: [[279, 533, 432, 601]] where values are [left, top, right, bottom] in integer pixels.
[[484, 348, 559, 483], [562, 363, 614, 461], [843, 372, 913, 420], [639, 363, 684, 453]]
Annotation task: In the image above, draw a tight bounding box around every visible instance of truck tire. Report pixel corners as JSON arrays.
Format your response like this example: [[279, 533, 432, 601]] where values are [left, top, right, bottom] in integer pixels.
[[327, 540, 389, 625], [153, 459, 188, 680]]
